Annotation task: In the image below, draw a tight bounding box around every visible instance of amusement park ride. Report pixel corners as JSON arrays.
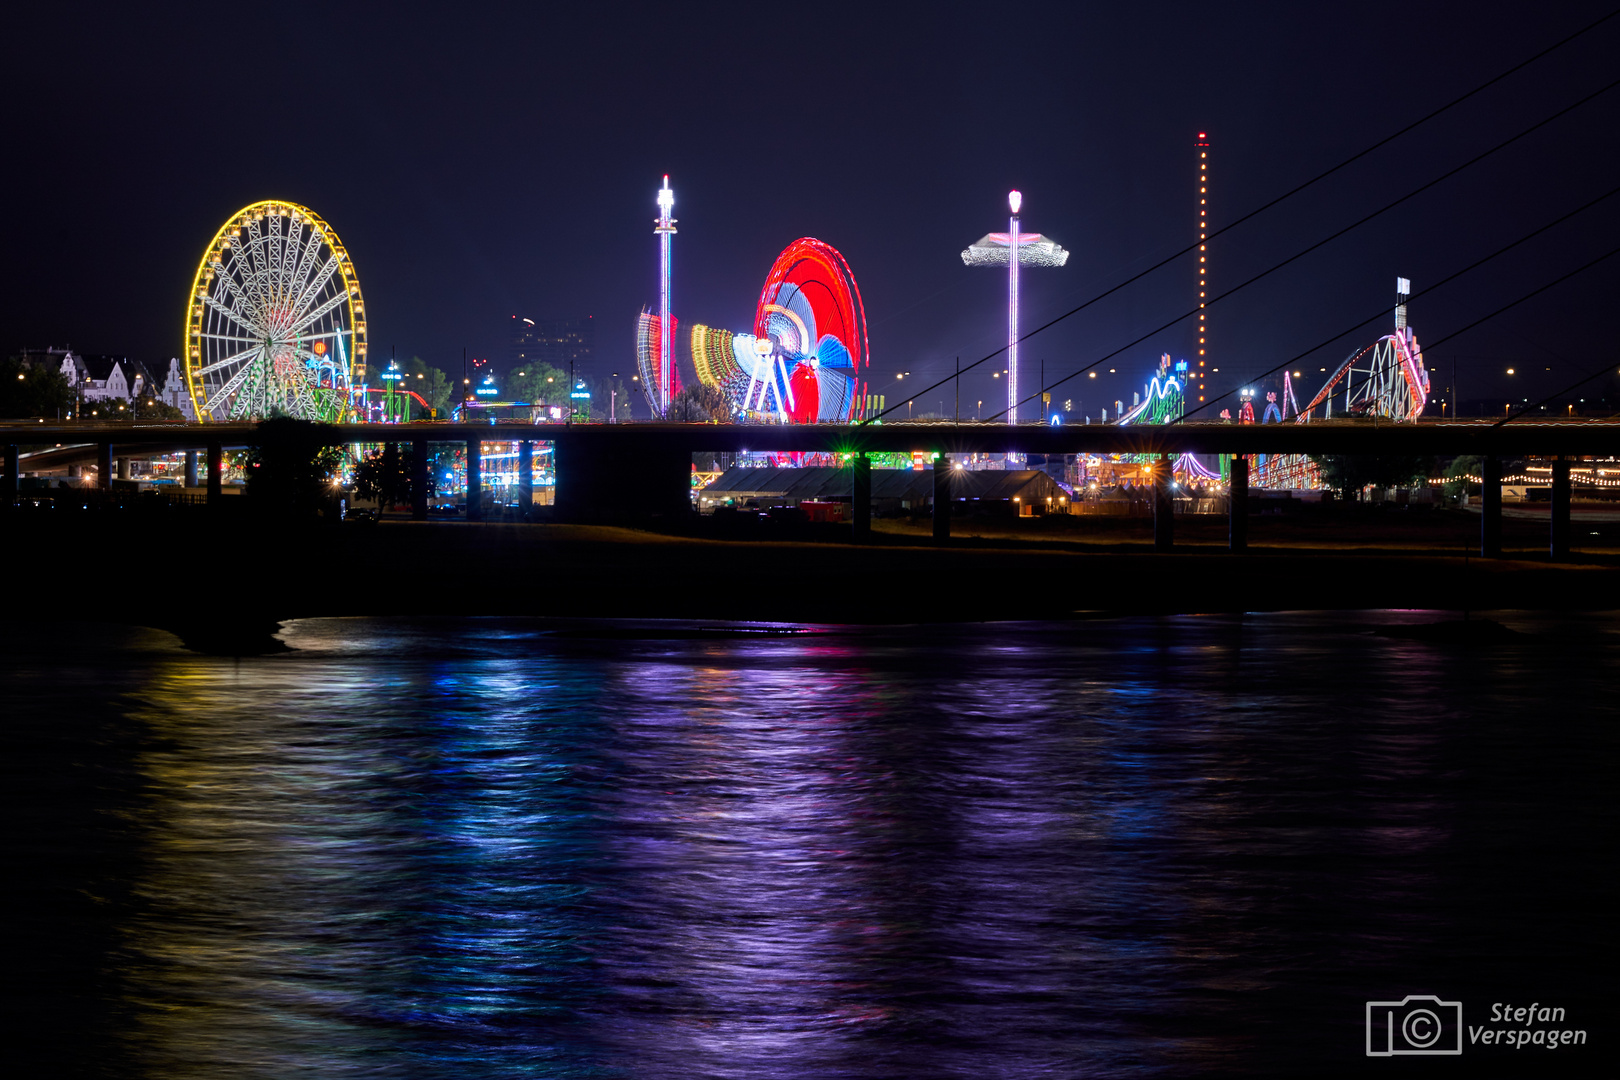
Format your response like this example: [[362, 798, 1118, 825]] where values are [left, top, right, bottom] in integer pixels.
[[961, 190, 1069, 424], [176, 149, 1434, 497], [1098, 277, 1433, 490], [183, 200, 366, 423], [636, 177, 872, 424]]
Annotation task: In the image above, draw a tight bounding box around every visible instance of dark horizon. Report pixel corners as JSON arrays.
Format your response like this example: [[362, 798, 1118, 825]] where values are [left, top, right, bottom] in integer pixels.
[[7, 1, 1619, 419]]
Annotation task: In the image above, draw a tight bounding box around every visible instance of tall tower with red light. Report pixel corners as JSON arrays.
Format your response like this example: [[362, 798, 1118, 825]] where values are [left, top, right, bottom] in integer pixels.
[[1196, 133, 1209, 403]]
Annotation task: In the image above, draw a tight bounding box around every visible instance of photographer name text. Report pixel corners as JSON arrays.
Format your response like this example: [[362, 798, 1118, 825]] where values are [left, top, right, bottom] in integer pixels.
[[1469, 1003, 1586, 1050]]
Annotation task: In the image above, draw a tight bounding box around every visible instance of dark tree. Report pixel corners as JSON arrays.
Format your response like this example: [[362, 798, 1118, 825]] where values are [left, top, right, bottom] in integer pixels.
[[1308, 455, 1434, 500], [0, 357, 75, 419], [243, 417, 345, 519], [353, 443, 427, 509], [668, 384, 730, 423]]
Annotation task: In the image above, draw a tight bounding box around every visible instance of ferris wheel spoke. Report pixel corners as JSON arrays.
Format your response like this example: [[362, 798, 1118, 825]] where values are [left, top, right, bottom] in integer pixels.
[[211, 265, 268, 327], [250, 269, 283, 334], [289, 255, 342, 323], [262, 216, 282, 289], [196, 344, 263, 378], [289, 224, 325, 301], [296, 285, 352, 329], [236, 361, 271, 420], [202, 354, 260, 416], [203, 292, 262, 336], [277, 219, 307, 305], [288, 378, 319, 418], [245, 218, 266, 278], [269, 214, 288, 288], [292, 245, 338, 305]]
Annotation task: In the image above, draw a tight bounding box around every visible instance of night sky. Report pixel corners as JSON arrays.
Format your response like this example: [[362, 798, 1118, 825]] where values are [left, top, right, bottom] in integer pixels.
[[7, 1, 1618, 420]]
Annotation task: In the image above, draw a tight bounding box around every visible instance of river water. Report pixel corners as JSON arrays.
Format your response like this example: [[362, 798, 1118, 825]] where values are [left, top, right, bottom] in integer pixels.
[[5, 613, 1614, 1077]]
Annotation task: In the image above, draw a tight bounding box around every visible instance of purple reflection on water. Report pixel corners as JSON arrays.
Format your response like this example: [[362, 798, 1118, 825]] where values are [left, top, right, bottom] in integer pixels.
[[0, 612, 1613, 1078]]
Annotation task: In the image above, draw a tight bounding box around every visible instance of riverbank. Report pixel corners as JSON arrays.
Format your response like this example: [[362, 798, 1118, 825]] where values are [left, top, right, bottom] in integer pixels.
[[5, 509, 1619, 653]]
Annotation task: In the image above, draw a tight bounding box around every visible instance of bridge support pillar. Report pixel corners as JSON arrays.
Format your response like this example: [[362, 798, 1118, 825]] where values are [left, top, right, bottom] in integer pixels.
[[3, 443, 18, 504], [1229, 454, 1248, 552], [1481, 455, 1502, 558], [553, 431, 689, 523], [116, 457, 130, 481], [1550, 455, 1571, 560], [1153, 454, 1174, 551], [381, 442, 398, 511], [184, 450, 198, 489], [97, 442, 113, 491], [933, 455, 951, 543], [411, 439, 429, 520], [518, 440, 534, 520], [466, 438, 483, 521], [852, 454, 871, 542], [206, 442, 222, 504]]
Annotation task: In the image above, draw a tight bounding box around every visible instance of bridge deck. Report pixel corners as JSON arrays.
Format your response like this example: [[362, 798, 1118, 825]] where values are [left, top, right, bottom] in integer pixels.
[[3, 418, 1618, 459]]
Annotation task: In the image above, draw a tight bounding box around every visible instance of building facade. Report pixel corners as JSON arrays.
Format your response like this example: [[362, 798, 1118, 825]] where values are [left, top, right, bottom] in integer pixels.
[[508, 316, 595, 375], [13, 347, 196, 419]]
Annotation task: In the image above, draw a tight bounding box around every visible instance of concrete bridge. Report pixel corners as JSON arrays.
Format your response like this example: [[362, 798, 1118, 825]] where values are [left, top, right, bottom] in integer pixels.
[[4, 418, 1617, 558]]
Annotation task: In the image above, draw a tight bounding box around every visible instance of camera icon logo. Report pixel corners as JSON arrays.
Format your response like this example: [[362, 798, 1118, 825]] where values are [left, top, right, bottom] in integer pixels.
[[1366, 995, 1463, 1056]]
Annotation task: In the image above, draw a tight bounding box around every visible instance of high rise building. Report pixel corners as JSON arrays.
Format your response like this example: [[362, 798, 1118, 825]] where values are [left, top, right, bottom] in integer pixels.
[[507, 315, 596, 376]]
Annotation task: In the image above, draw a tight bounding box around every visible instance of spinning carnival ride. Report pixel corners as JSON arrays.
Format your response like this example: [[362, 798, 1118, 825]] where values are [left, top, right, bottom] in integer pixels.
[[668, 238, 869, 422], [184, 200, 366, 422]]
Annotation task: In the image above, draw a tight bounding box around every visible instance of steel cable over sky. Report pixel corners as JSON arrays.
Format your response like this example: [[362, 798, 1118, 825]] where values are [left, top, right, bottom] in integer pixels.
[[1186, 245, 1620, 428], [1499, 340, 1620, 426], [861, 8, 1620, 426], [1171, 185, 1620, 421], [1005, 76, 1620, 423]]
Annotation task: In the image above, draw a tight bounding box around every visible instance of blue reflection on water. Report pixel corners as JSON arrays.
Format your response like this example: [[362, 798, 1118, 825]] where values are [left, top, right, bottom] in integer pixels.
[[3, 612, 1614, 1078]]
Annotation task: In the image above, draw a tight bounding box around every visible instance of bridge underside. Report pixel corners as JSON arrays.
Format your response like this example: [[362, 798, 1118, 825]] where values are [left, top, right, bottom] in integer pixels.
[[2, 421, 1610, 557]]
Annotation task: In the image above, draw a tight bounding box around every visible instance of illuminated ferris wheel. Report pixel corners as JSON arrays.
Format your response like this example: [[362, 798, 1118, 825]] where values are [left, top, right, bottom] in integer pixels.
[[183, 200, 367, 422]]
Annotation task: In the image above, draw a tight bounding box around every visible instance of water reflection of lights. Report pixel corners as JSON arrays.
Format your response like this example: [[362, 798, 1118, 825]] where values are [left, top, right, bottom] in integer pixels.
[[35, 613, 1595, 1076]]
